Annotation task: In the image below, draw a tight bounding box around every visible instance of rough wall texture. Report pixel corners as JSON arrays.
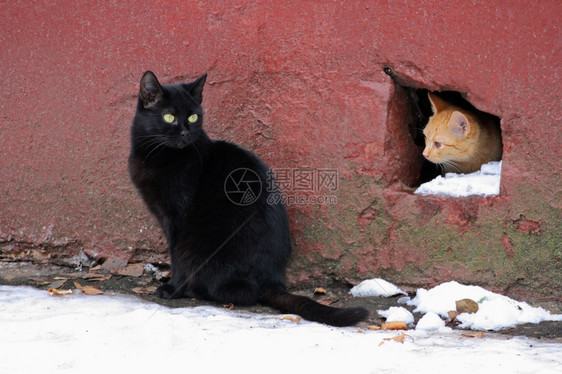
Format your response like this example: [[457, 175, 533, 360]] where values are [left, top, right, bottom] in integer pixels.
[[1, 1, 560, 299]]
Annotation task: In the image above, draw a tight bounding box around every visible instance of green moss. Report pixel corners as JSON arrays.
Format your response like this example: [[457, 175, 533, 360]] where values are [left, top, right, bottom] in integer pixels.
[[287, 172, 561, 298]]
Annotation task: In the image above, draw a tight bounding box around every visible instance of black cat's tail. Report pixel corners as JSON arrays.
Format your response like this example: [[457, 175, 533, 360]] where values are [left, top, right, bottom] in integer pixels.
[[260, 288, 369, 327]]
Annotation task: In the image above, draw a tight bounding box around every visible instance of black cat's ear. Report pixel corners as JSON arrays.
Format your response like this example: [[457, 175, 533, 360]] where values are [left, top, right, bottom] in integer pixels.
[[183, 73, 207, 104], [139, 71, 164, 109]]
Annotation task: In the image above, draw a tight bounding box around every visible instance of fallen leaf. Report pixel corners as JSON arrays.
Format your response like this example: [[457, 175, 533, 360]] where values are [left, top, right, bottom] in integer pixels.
[[89, 265, 102, 272], [461, 331, 485, 338], [160, 271, 171, 279], [48, 288, 72, 296], [282, 315, 301, 323], [456, 298, 479, 314], [114, 263, 145, 277], [31, 250, 51, 263], [53, 277, 70, 281], [314, 287, 327, 295], [82, 273, 112, 281], [131, 286, 158, 295], [131, 286, 157, 294], [379, 333, 409, 346], [381, 321, 408, 330], [356, 327, 365, 333], [74, 282, 104, 295], [499, 328, 516, 335], [317, 298, 340, 306], [367, 325, 381, 331], [100, 256, 128, 273], [47, 279, 67, 290], [223, 303, 235, 310]]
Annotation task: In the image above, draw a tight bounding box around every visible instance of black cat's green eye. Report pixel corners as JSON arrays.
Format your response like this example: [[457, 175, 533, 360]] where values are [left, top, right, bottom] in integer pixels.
[[163, 114, 175, 123], [188, 114, 198, 123]]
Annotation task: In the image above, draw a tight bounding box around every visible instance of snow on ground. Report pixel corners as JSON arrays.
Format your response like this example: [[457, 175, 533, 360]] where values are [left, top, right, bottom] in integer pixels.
[[377, 306, 414, 326], [354, 279, 562, 331], [350, 278, 406, 297], [415, 161, 501, 197], [1, 285, 561, 374], [404, 280, 562, 331], [416, 312, 451, 332]]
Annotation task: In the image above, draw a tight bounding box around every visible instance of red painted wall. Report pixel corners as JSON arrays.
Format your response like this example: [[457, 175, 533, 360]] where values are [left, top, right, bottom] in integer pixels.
[[1, 1, 560, 298]]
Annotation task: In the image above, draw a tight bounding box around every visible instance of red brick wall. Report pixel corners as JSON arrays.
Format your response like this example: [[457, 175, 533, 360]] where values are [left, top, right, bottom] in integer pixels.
[[1, 1, 560, 298]]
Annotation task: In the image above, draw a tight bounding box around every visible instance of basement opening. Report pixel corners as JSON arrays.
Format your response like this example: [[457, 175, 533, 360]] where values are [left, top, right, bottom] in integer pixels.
[[384, 67, 503, 197]]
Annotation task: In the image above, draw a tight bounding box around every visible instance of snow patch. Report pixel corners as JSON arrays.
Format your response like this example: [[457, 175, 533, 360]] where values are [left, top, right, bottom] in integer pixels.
[[377, 306, 415, 325], [416, 312, 451, 332], [1, 285, 561, 374], [349, 278, 406, 297], [415, 161, 501, 197], [407, 281, 562, 331]]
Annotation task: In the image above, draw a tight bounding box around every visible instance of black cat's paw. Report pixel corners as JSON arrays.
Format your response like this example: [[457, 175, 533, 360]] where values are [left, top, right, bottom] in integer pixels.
[[156, 284, 179, 299]]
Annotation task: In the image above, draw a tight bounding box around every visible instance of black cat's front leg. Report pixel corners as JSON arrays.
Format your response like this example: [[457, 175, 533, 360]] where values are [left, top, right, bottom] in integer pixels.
[[157, 282, 183, 299], [157, 244, 188, 299]]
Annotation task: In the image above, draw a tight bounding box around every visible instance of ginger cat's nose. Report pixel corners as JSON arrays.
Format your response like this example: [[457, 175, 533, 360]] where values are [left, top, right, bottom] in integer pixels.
[[423, 148, 430, 158]]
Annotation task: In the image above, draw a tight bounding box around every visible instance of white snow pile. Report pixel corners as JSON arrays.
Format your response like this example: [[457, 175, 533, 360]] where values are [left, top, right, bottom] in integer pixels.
[[350, 278, 406, 297], [415, 312, 450, 332], [377, 306, 415, 326], [405, 280, 562, 331], [1, 284, 562, 374], [415, 161, 501, 197], [351, 279, 562, 331]]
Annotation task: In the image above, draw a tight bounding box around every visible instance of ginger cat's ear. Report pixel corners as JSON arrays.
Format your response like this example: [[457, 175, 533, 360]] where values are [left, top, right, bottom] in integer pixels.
[[428, 92, 448, 114], [448, 111, 470, 138]]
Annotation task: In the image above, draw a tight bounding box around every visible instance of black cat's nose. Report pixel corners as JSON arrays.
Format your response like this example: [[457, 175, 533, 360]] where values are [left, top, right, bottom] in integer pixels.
[[181, 130, 190, 138]]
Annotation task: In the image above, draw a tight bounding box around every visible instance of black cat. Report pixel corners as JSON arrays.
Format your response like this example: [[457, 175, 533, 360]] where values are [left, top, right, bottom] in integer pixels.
[[128, 71, 368, 327]]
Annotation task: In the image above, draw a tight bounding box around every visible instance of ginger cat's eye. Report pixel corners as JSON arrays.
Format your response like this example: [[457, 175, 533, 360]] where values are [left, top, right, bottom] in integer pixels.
[[434, 141, 442, 149], [188, 114, 198, 123], [163, 114, 175, 123]]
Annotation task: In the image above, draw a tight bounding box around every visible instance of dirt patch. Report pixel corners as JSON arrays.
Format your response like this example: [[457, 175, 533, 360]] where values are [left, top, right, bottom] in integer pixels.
[[1, 261, 560, 340]]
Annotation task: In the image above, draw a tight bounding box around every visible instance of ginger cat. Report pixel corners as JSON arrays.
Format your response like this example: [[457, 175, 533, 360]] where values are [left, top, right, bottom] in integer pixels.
[[422, 92, 502, 174]]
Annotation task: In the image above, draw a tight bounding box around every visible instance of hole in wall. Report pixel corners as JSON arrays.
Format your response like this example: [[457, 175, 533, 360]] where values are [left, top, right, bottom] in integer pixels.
[[383, 67, 503, 195]]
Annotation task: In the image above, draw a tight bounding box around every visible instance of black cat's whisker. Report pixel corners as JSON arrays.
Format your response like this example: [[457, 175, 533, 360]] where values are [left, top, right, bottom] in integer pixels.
[[139, 138, 165, 151], [143, 140, 169, 161]]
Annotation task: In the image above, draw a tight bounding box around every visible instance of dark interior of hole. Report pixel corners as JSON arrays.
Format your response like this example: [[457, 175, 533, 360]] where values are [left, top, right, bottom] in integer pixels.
[[388, 71, 502, 187]]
